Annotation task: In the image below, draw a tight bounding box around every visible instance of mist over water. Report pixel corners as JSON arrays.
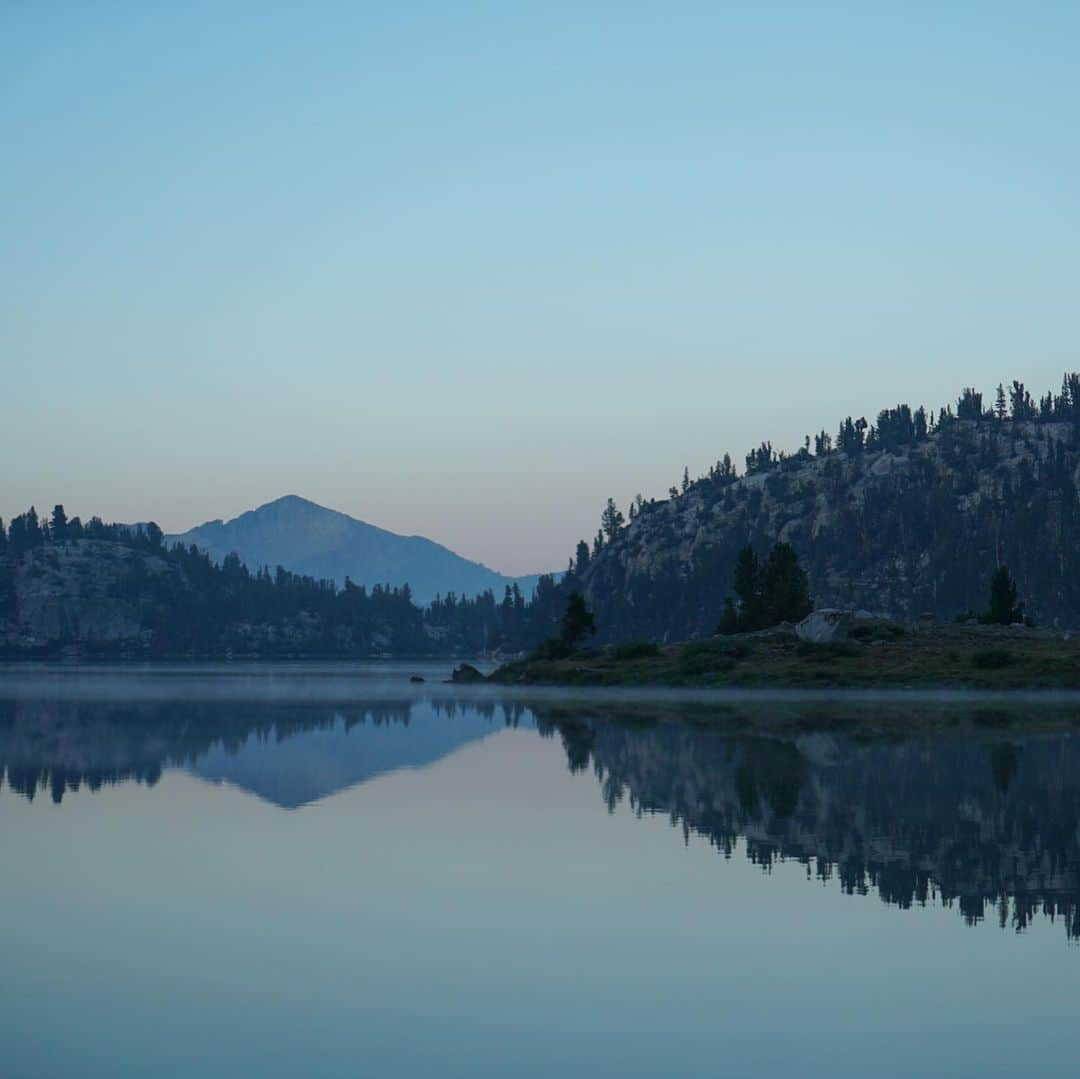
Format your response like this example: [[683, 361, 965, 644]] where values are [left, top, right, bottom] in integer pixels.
[[3, 664, 1080, 1077]]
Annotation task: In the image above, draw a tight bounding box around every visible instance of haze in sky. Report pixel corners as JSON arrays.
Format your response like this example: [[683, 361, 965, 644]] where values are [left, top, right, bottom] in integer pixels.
[[4, 3, 1078, 574]]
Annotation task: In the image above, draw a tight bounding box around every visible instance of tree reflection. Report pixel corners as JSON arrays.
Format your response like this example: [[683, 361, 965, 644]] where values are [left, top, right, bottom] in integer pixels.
[[535, 704, 1080, 939], [0, 697, 416, 802], [6, 689, 1080, 938]]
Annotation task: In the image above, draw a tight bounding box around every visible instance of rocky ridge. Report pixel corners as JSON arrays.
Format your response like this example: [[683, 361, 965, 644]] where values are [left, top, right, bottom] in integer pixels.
[[578, 419, 1080, 641]]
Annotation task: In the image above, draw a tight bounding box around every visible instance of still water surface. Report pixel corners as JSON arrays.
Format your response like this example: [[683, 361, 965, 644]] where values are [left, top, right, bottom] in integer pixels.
[[3, 664, 1080, 1077]]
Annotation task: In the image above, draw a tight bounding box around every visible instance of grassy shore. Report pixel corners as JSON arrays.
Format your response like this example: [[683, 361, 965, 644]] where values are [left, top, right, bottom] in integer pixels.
[[489, 623, 1080, 690]]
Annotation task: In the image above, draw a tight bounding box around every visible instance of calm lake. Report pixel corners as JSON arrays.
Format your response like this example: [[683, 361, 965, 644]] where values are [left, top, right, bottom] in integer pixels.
[[3, 664, 1080, 1077]]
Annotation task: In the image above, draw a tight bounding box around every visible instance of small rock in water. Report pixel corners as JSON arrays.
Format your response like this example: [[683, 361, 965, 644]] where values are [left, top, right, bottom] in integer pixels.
[[450, 663, 485, 684], [409, 675, 425, 683]]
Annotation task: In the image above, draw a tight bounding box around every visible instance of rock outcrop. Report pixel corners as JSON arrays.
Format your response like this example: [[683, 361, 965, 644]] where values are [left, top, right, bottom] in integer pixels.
[[577, 419, 1080, 641], [1, 541, 163, 649], [450, 663, 485, 684], [795, 609, 853, 643], [0, 537, 430, 657]]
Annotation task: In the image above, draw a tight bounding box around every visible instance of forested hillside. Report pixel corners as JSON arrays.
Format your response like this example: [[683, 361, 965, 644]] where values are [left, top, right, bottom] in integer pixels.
[[574, 377, 1080, 641], [0, 508, 563, 658]]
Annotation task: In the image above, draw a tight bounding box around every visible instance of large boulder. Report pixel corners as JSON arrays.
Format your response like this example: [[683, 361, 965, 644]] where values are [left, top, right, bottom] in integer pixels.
[[796, 609, 854, 644], [450, 663, 485, 684]]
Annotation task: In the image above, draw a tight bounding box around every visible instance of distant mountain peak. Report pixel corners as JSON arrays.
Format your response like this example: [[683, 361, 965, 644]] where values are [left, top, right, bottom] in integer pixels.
[[167, 496, 552, 606], [259, 494, 334, 513]]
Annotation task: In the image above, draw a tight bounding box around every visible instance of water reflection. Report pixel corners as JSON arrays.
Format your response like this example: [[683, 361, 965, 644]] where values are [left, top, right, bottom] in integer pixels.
[[533, 702, 1080, 939], [0, 694, 529, 808], [3, 688, 1080, 937]]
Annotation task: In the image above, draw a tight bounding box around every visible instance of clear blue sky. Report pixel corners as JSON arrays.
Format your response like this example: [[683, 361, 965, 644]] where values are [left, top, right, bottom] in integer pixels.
[[4, 2, 1078, 574]]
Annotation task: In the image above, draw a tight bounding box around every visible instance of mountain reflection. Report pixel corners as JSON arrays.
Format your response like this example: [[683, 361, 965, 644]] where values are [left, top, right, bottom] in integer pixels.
[[0, 695, 527, 808], [3, 691, 1080, 936]]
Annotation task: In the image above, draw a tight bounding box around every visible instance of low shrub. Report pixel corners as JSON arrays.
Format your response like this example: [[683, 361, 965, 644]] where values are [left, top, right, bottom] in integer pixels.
[[972, 709, 1012, 726], [679, 652, 735, 676], [681, 638, 753, 661], [971, 648, 1015, 670], [531, 638, 572, 661], [612, 639, 661, 661], [795, 640, 859, 661], [849, 621, 906, 642]]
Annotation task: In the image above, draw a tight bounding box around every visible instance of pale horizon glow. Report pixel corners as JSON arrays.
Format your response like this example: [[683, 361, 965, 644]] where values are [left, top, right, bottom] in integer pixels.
[[4, 4, 1079, 574]]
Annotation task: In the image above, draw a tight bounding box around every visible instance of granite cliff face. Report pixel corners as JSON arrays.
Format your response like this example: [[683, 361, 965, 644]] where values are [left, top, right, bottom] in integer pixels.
[[0, 540, 162, 651], [0, 537, 421, 657], [578, 418, 1080, 641]]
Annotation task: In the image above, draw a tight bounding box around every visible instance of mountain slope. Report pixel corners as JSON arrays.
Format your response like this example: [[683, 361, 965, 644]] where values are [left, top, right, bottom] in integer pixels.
[[168, 495, 545, 606], [578, 416, 1080, 640]]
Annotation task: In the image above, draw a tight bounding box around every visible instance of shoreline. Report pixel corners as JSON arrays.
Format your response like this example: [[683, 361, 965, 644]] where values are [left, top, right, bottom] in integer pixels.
[[488, 624, 1080, 691]]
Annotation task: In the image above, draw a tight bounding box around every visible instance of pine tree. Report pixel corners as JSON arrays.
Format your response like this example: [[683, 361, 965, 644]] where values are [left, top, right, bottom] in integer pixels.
[[717, 597, 740, 635], [837, 418, 866, 455], [995, 383, 1007, 421], [26, 507, 42, 548], [720, 543, 812, 633], [560, 591, 596, 649], [7, 514, 27, 556], [1009, 381, 1034, 421], [732, 545, 762, 629], [50, 504, 68, 542], [760, 543, 813, 625], [958, 388, 983, 420], [601, 497, 625, 541], [984, 566, 1023, 625], [575, 540, 590, 574]]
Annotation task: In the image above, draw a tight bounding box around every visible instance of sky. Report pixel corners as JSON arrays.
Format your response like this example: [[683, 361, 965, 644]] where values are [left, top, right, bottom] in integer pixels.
[[4, 2, 1079, 575]]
